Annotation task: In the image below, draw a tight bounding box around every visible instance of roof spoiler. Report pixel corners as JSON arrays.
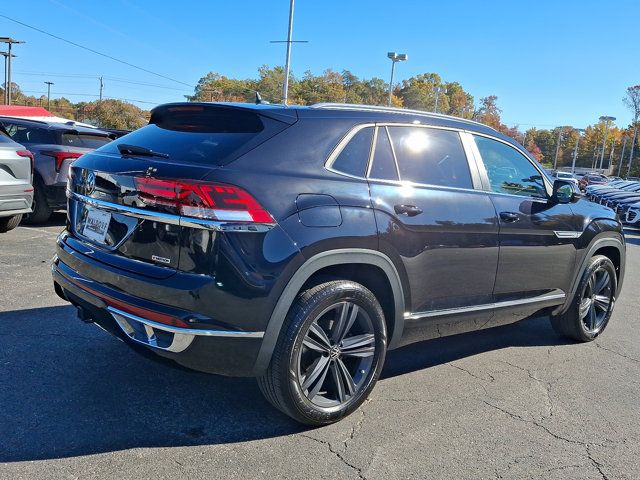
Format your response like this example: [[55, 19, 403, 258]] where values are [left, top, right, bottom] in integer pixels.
[[150, 102, 298, 126]]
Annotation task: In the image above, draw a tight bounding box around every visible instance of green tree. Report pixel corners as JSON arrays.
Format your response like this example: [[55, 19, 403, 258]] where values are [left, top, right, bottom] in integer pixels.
[[82, 99, 147, 130]]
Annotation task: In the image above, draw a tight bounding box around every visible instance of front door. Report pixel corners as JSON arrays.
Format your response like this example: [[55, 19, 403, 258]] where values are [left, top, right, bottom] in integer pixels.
[[469, 133, 577, 321]]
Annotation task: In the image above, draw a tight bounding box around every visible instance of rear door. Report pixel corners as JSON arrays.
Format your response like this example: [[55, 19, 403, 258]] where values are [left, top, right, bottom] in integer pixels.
[[368, 124, 499, 323]]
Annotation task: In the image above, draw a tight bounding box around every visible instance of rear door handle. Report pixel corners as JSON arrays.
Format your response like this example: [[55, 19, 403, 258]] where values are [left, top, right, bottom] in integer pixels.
[[394, 204, 423, 217], [499, 211, 520, 223]]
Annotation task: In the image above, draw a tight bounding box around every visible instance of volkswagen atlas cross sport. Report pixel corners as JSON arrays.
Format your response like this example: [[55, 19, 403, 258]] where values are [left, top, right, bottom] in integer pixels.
[[52, 102, 626, 425]]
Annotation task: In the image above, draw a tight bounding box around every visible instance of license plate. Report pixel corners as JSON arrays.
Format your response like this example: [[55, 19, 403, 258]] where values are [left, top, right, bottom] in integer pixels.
[[82, 208, 111, 243]]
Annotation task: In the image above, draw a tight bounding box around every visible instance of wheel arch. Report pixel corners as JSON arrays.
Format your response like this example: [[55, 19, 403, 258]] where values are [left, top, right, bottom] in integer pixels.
[[552, 234, 625, 316], [251, 249, 405, 375]]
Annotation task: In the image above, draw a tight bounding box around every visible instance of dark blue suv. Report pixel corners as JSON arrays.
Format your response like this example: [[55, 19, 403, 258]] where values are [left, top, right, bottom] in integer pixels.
[[52, 103, 625, 425]]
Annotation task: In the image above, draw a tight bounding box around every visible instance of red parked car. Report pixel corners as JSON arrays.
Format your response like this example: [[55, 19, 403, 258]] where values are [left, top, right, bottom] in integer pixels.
[[579, 173, 608, 191]]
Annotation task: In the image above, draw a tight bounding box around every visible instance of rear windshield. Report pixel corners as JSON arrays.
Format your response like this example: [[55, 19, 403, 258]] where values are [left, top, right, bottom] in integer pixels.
[[62, 132, 112, 149], [97, 106, 287, 166]]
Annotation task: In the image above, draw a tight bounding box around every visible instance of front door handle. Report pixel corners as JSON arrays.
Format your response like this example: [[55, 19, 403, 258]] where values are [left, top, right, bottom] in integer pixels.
[[499, 211, 520, 223], [394, 204, 423, 217]]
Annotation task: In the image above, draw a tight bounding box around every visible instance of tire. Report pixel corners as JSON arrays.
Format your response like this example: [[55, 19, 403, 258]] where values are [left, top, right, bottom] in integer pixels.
[[22, 177, 52, 225], [550, 255, 617, 342], [0, 214, 22, 233], [258, 280, 387, 425]]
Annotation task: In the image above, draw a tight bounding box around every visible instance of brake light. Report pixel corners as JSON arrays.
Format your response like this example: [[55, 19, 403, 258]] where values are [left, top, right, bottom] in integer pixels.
[[42, 151, 83, 172], [16, 150, 34, 174], [134, 177, 274, 223]]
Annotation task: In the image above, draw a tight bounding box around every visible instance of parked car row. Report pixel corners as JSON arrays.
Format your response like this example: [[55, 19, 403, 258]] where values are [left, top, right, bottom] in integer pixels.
[[585, 179, 640, 227], [0, 132, 33, 232], [0, 117, 121, 227]]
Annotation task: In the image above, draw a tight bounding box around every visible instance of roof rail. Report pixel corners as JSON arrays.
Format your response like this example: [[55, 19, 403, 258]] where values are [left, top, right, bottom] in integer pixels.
[[310, 103, 494, 131], [0, 115, 50, 125]]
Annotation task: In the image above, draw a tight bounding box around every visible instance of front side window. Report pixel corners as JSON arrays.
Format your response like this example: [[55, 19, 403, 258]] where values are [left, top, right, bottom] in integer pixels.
[[331, 127, 373, 177], [387, 126, 472, 189], [474, 135, 547, 199]]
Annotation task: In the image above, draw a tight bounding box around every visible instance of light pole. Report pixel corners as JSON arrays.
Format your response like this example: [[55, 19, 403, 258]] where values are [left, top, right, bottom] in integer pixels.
[[44, 81, 54, 110], [618, 136, 628, 177], [387, 52, 407, 107], [553, 127, 564, 170], [434, 86, 447, 113], [0, 37, 25, 105], [282, 0, 295, 104], [0, 51, 15, 105], [571, 128, 585, 174], [598, 115, 616, 171]]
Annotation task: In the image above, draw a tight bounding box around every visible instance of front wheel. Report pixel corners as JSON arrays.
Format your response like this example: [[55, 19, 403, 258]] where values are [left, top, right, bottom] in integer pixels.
[[550, 255, 617, 342], [258, 280, 387, 425]]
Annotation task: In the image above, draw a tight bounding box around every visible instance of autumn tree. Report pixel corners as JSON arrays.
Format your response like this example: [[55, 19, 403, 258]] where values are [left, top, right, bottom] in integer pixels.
[[81, 99, 147, 130]]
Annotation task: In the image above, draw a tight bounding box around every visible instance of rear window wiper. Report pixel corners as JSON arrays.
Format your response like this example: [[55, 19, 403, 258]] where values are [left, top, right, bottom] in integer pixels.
[[117, 143, 169, 159]]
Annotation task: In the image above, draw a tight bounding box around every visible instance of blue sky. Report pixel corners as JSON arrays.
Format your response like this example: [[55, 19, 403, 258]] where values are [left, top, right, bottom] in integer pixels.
[[2, 0, 638, 129]]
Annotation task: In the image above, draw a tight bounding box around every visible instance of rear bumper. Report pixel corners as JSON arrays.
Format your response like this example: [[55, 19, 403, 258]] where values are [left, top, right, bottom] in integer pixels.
[[44, 183, 67, 209], [52, 253, 266, 377], [0, 183, 33, 215]]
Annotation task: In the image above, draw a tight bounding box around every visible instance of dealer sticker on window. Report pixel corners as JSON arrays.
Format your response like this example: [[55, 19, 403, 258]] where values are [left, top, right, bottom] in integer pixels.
[[82, 208, 111, 244]]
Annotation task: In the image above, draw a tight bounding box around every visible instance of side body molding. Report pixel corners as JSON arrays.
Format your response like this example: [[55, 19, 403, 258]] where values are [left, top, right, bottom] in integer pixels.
[[251, 249, 405, 375]]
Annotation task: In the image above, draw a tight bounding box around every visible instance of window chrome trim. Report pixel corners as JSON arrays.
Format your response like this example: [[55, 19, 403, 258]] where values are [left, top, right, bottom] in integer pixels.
[[67, 190, 275, 232], [467, 130, 553, 197], [405, 291, 566, 321], [324, 122, 376, 176]]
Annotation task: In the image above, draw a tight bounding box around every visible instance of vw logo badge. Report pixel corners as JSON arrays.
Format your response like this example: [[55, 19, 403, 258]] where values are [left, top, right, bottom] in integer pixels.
[[84, 171, 96, 195]]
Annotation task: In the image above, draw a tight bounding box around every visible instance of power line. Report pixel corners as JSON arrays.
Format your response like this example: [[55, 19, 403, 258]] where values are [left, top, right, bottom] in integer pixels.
[[0, 13, 194, 88], [15, 71, 191, 91], [20, 89, 160, 105]]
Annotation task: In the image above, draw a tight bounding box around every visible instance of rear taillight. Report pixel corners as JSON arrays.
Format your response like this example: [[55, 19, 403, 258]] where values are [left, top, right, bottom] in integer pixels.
[[42, 151, 83, 172], [16, 150, 34, 174], [134, 177, 274, 223]]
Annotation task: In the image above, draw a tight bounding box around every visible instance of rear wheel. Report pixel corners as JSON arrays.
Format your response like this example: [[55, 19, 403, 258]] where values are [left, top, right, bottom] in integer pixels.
[[22, 177, 52, 224], [258, 280, 387, 425], [550, 255, 617, 342], [0, 214, 22, 233]]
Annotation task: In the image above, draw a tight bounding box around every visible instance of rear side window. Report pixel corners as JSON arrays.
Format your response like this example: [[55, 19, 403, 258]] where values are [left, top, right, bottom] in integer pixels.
[[98, 106, 289, 166], [62, 133, 112, 149], [387, 126, 472, 189], [331, 127, 373, 177], [2, 123, 55, 144], [369, 127, 399, 181]]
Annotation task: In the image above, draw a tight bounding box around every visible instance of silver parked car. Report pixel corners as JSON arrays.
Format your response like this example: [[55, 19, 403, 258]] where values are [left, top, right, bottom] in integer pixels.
[[0, 117, 113, 223], [0, 131, 33, 232]]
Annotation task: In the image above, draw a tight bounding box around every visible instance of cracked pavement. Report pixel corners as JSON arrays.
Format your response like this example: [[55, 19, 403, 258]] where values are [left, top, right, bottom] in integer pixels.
[[1, 215, 638, 479]]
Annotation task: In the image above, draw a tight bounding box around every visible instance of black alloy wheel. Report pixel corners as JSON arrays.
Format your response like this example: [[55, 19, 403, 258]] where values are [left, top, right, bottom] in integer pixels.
[[258, 280, 387, 425]]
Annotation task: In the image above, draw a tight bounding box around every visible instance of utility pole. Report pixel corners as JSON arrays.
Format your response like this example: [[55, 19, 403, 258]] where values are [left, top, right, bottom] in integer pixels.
[[618, 136, 627, 177], [44, 81, 54, 110], [571, 129, 585, 174], [553, 127, 564, 170], [270, 0, 307, 105], [99, 76, 104, 102], [608, 141, 615, 172], [598, 116, 616, 171], [0, 51, 15, 105], [0, 38, 25, 105]]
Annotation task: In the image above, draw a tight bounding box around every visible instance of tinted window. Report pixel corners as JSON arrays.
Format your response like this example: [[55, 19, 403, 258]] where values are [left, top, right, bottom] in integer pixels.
[[369, 127, 398, 181], [331, 127, 373, 177], [2, 123, 55, 144], [62, 133, 112, 149], [387, 126, 472, 189], [474, 135, 547, 199], [99, 107, 286, 166]]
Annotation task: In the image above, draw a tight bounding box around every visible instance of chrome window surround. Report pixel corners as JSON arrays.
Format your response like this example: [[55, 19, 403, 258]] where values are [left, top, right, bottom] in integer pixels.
[[67, 190, 276, 232], [326, 123, 483, 193], [405, 291, 566, 321]]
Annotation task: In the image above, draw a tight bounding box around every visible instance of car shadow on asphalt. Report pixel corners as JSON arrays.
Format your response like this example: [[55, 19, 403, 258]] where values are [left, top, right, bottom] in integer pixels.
[[19, 211, 67, 229], [0, 305, 567, 462]]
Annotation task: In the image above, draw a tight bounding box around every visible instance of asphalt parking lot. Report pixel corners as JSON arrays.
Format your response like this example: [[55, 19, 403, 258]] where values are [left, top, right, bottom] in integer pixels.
[[1, 214, 639, 480]]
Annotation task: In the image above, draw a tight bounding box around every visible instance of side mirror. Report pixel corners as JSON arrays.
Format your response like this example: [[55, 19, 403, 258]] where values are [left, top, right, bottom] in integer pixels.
[[551, 179, 575, 204]]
